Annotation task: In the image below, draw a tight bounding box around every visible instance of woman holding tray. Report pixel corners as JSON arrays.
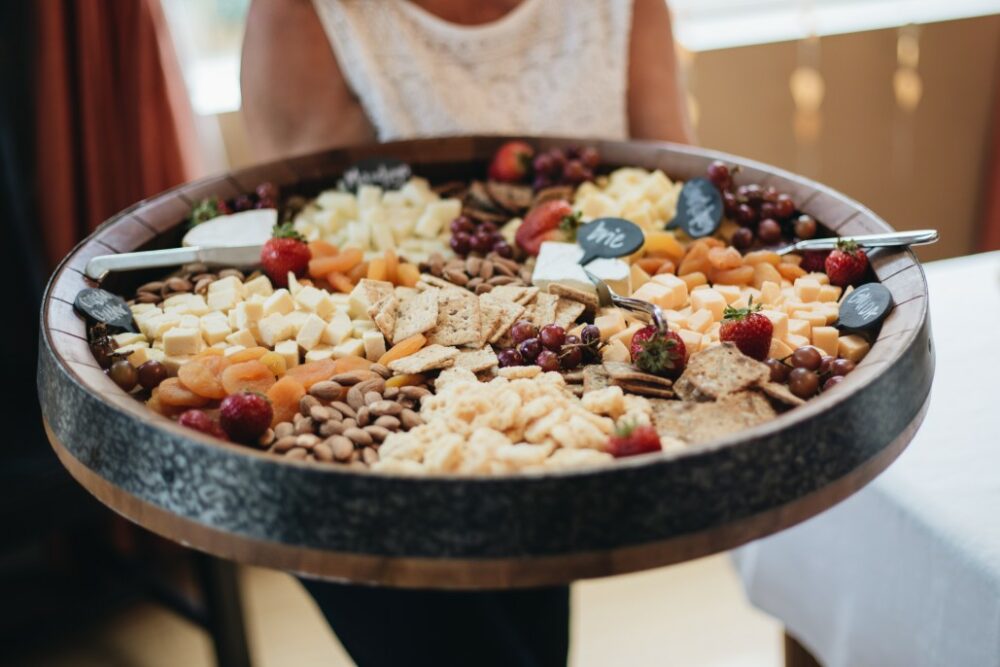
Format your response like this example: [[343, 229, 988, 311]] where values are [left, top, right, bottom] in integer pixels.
[[242, 1, 691, 665]]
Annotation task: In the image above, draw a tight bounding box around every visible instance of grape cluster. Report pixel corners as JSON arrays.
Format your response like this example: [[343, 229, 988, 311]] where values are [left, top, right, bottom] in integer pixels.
[[532, 146, 600, 191], [191, 181, 280, 226], [706, 162, 817, 251], [497, 322, 602, 371], [766, 345, 856, 399], [449, 216, 513, 258]]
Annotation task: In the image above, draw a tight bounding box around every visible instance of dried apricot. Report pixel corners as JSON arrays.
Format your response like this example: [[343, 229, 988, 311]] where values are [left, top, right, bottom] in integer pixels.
[[318, 247, 363, 274], [642, 231, 685, 262], [636, 257, 667, 275], [709, 265, 754, 285], [284, 358, 337, 389], [396, 262, 420, 287], [378, 334, 426, 366], [708, 246, 743, 270], [679, 271, 708, 291], [367, 258, 387, 282], [678, 243, 711, 276], [259, 351, 287, 377], [220, 360, 276, 395], [310, 255, 347, 279], [266, 376, 306, 426], [326, 272, 355, 294], [743, 250, 781, 266], [654, 259, 677, 275], [333, 354, 372, 373], [308, 240, 339, 258], [229, 346, 269, 363], [347, 261, 369, 283], [752, 262, 783, 289], [178, 356, 231, 399], [385, 373, 426, 388], [384, 250, 399, 284], [158, 378, 211, 408], [777, 263, 807, 281]]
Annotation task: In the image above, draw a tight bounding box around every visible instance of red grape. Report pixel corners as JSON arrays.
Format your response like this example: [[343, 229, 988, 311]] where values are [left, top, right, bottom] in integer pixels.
[[560, 345, 583, 369], [497, 348, 524, 368], [510, 320, 537, 344], [563, 160, 590, 184], [450, 216, 475, 234], [533, 153, 556, 176], [450, 232, 471, 255], [470, 232, 494, 254], [581, 325, 601, 345], [736, 204, 758, 227], [536, 349, 560, 372], [580, 146, 600, 169], [707, 161, 731, 190], [794, 215, 817, 239], [823, 375, 844, 391], [478, 221, 498, 235], [758, 219, 782, 243], [831, 358, 855, 376], [775, 194, 795, 219], [789, 367, 819, 398], [492, 241, 514, 258], [517, 337, 542, 362], [791, 346, 822, 371], [539, 324, 566, 350], [732, 227, 754, 250], [723, 191, 739, 217], [766, 358, 790, 382]]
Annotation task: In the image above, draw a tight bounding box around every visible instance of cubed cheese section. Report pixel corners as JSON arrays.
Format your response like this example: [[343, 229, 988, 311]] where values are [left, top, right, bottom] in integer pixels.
[[162, 327, 204, 356], [274, 339, 300, 368], [690, 289, 726, 321], [296, 314, 327, 351], [258, 313, 293, 347]]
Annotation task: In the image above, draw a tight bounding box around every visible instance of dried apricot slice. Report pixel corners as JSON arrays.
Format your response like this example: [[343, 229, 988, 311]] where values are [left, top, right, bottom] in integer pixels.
[[220, 360, 276, 395], [377, 334, 426, 366], [385, 373, 426, 388], [384, 250, 399, 284], [319, 247, 363, 274], [158, 378, 211, 408], [347, 261, 369, 283], [396, 262, 420, 287], [708, 246, 743, 270], [266, 376, 306, 426], [284, 358, 337, 389], [709, 265, 754, 285], [367, 258, 388, 282], [635, 257, 667, 275], [308, 240, 339, 258], [259, 351, 287, 377], [326, 272, 354, 294], [178, 357, 231, 399], [229, 346, 269, 363], [332, 354, 372, 374], [777, 263, 807, 281]]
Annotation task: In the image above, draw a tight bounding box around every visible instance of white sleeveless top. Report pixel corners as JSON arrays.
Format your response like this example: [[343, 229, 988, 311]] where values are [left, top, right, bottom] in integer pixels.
[[311, 0, 633, 142]]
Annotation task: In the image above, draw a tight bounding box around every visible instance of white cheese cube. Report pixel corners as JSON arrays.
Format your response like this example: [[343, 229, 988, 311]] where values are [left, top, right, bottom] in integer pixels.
[[838, 334, 871, 362], [362, 331, 387, 361], [332, 338, 365, 359], [223, 345, 247, 357], [113, 332, 147, 347], [812, 326, 839, 357], [127, 346, 164, 367], [209, 276, 243, 296], [760, 310, 788, 341], [305, 346, 336, 363], [226, 329, 257, 348], [677, 329, 702, 354], [414, 199, 461, 238], [263, 289, 295, 316], [794, 278, 822, 302], [787, 318, 811, 339], [296, 314, 327, 351], [179, 314, 200, 330], [352, 320, 376, 335], [147, 313, 182, 338], [114, 342, 149, 356], [274, 339, 300, 368], [207, 289, 240, 312], [134, 308, 163, 336], [257, 313, 293, 347], [759, 281, 781, 305], [690, 289, 727, 321], [530, 242, 631, 297], [294, 286, 335, 319], [687, 309, 714, 334], [242, 275, 274, 298], [322, 311, 353, 345], [348, 279, 394, 319], [285, 311, 309, 334], [287, 272, 302, 296], [162, 293, 194, 310], [162, 327, 205, 356], [130, 303, 159, 316], [175, 294, 210, 317], [233, 301, 264, 331], [200, 316, 232, 345]]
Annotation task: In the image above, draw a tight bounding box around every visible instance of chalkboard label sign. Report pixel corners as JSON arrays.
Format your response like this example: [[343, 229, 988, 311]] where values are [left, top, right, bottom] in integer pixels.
[[837, 283, 893, 331], [74, 288, 136, 332], [339, 157, 412, 193], [577, 217, 645, 265], [666, 178, 723, 238]]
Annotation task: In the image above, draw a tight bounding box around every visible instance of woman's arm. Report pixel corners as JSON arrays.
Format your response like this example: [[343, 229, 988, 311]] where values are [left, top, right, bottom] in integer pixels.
[[241, 0, 375, 161], [627, 0, 694, 144]]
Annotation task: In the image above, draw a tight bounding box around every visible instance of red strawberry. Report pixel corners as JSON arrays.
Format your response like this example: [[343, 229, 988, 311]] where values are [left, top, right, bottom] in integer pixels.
[[607, 421, 662, 458], [178, 409, 227, 439], [720, 299, 773, 361], [261, 223, 311, 288], [630, 325, 687, 379], [824, 239, 869, 287], [219, 392, 273, 444], [488, 141, 534, 183], [515, 200, 579, 255], [799, 249, 830, 273]]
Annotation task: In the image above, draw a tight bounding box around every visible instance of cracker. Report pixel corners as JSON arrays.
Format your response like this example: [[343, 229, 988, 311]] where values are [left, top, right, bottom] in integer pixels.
[[674, 342, 770, 402], [582, 364, 611, 393], [482, 295, 527, 344], [426, 289, 481, 347], [368, 295, 398, 342], [611, 380, 675, 399], [603, 361, 674, 387], [386, 344, 459, 375], [548, 282, 599, 314], [525, 292, 559, 328], [650, 391, 776, 445], [417, 274, 465, 291], [454, 347, 499, 373], [759, 382, 807, 408], [553, 298, 586, 330], [491, 285, 538, 306], [562, 370, 585, 384], [393, 289, 439, 342]]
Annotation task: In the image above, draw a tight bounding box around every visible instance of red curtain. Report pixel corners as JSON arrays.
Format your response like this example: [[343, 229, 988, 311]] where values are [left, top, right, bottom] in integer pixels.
[[982, 87, 1000, 251], [35, 0, 202, 268]]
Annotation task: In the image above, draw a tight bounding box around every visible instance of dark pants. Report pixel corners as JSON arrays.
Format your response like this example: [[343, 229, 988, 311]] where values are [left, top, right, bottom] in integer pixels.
[[300, 579, 570, 667]]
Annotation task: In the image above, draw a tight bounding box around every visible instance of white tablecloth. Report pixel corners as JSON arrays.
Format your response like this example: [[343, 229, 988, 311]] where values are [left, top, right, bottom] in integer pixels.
[[734, 251, 1000, 667]]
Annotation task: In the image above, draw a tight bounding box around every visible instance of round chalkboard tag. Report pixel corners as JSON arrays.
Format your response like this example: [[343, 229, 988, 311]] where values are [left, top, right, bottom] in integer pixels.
[[837, 283, 893, 332], [577, 218, 645, 265], [666, 178, 723, 238], [339, 157, 412, 193], [74, 288, 137, 332]]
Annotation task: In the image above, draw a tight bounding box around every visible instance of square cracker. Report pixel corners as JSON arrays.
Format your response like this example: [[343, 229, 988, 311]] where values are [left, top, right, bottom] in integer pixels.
[[483, 294, 527, 344], [674, 342, 770, 402], [491, 285, 538, 306], [610, 380, 675, 399], [368, 295, 398, 342], [524, 292, 559, 328], [426, 290, 481, 347], [650, 392, 776, 444], [387, 344, 460, 374], [454, 347, 499, 373], [582, 364, 611, 393], [393, 289, 439, 342], [417, 274, 465, 292], [548, 282, 599, 314], [603, 361, 673, 387], [553, 298, 586, 330]]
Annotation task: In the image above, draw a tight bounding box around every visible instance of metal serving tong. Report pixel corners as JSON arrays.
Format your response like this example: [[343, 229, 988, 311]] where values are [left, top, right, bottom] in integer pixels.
[[582, 267, 668, 333], [775, 229, 938, 256]]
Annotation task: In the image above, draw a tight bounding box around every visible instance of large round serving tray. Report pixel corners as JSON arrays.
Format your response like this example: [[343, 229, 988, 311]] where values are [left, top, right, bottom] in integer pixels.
[[38, 136, 933, 589]]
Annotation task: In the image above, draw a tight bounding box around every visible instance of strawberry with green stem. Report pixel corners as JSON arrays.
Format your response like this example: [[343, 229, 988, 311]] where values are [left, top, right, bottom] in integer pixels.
[[824, 239, 869, 287], [260, 223, 311, 288], [630, 325, 687, 379], [720, 297, 774, 361], [515, 200, 581, 255], [607, 420, 662, 458]]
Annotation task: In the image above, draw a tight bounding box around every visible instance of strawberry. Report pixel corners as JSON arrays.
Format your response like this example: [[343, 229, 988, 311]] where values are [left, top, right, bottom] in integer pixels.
[[607, 421, 662, 458], [488, 141, 534, 183], [515, 200, 578, 255], [824, 239, 869, 287], [720, 298, 773, 361], [219, 392, 273, 444], [630, 325, 687, 379], [799, 249, 830, 273], [178, 409, 227, 440], [261, 223, 311, 288]]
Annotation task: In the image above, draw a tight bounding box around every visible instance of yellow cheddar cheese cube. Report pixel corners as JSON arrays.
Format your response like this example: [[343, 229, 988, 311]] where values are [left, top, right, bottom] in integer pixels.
[[768, 337, 793, 360], [594, 309, 627, 339], [812, 326, 839, 357], [687, 308, 714, 334], [677, 329, 702, 353], [818, 284, 842, 302], [793, 310, 827, 328], [714, 284, 741, 305], [649, 273, 689, 309], [628, 264, 651, 294], [630, 281, 669, 309], [127, 346, 164, 367], [600, 338, 631, 363], [680, 272, 708, 291], [794, 278, 822, 302], [787, 318, 811, 339], [663, 309, 688, 331], [691, 289, 727, 321], [806, 272, 830, 285], [760, 310, 788, 341], [707, 322, 721, 340], [838, 334, 871, 362], [785, 333, 810, 350], [610, 322, 644, 349], [759, 281, 781, 305]]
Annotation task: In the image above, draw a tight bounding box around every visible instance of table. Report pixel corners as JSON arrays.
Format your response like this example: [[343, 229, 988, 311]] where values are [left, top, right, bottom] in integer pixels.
[[735, 251, 1000, 667]]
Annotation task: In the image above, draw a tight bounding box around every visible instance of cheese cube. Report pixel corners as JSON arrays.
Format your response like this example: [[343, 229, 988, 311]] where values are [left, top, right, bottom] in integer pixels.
[[414, 199, 461, 238], [839, 285, 855, 304], [199, 316, 231, 345], [793, 310, 827, 328], [768, 338, 793, 360], [207, 289, 240, 312], [162, 293, 195, 310], [760, 310, 788, 341], [296, 314, 327, 350], [257, 313, 293, 347], [223, 345, 247, 357], [209, 275, 243, 295], [600, 338, 630, 363], [759, 281, 781, 305], [114, 342, 149, 356], [127, 346, 164, 367], [631, 282, 671, 309], [812, 326, 839, 357], [332, 338, 365, 359], [274, 339, 300, 368], [594, 309, 627, 339], [806, 272, 830, 285], [233, 301, 264, 332], [707, 322, 721, 340], [295, 286, 335, 319], [785, 333, 810, 350], [211, 341, 229, 349], [147, 313, 182, 338], [162, 327, 205, 356], [178, 314, 200, 330], [787, 318, 811, 339], [134, 308, 163, 336], [680, 272, 708, 290], [818, 284, 842, 303], [323, 311, 353, 345], [113, 332, 147, 347], [677, 329, 702, 353], [714, 284, 741, 304], [362, 331, 387, 361], [242, 275, 274, 298], [305, 346, 336, 363], [161, 354, 194, 376], [730, 296, 750, 310], [610, 322, 644, 348], [838, 334, 871, 362], [629, 264, 651, 294], [352, 320, 376, 335], [649, 274, 689, 309], [182, 295, 211, 317], [687, 309, 714, 334], [794, 278, 822, 302], [348, 279, 394, 319], [264, 289, 295, 317], [818, 303, 840, 325], [226, 329, 257, 348], [663, 309, 688, 330], [287, 272, 302, 296], [285, 311, 310, 334], [691, 289, 727, 321], [130, 303, 159, 316]]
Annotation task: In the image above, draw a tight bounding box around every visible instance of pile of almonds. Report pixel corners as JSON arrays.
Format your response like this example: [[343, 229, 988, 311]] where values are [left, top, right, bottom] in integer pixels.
[[419, 251, 534, 295], [130, 263, 260, 305], [259, 367, 428, 467]]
